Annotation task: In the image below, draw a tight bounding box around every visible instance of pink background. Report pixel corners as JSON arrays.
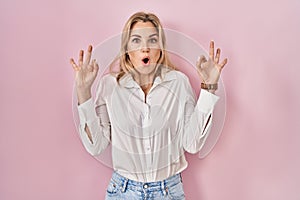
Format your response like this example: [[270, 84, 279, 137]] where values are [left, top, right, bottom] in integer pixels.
[[1, 0, 300, 199]]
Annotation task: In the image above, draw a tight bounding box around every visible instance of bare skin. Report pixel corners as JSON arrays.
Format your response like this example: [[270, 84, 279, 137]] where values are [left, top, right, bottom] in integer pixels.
[[126, 21, 161, 95], [196, 41, 228, 94]]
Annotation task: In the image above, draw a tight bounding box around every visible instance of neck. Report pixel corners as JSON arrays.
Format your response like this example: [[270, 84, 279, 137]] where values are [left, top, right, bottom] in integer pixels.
[[132, 72, 155, 96]]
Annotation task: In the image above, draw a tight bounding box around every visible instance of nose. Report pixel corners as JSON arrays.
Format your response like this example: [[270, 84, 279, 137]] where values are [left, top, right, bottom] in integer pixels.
[[141, 41, 150, 52]]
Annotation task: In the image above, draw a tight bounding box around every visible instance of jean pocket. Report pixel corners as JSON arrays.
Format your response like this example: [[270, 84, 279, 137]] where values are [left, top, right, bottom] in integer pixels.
[[167, 182, 185, 200]]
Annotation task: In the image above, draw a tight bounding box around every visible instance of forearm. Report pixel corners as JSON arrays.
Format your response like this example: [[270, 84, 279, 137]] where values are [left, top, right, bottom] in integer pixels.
[[78, 121, 110, 156], [182, 90, 219, 153], [183, 110, 213, 153], [77, 99, 111, 156], [77, 87, 92, 105], [84, 124, 93, 144]]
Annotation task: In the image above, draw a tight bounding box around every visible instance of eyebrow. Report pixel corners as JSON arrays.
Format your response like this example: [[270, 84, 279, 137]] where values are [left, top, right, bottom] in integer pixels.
[[130, 33, 158, 38]]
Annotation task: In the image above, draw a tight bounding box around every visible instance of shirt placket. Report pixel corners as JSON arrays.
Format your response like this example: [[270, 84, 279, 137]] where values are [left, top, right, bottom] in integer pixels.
[[142, 95, 153, 180]]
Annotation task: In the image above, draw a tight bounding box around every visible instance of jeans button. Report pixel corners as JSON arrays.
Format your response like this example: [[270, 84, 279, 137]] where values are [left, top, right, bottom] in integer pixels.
[[143, 184, 148, 189]]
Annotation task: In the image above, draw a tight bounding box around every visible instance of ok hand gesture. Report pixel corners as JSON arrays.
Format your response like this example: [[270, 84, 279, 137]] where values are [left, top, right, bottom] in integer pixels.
[[70, 45, 99, 104], [196, 41, 227, 88]]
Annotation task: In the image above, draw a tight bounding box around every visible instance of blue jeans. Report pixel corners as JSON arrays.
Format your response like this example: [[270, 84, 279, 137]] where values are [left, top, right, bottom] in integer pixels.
[[105, 172, 186, 200]]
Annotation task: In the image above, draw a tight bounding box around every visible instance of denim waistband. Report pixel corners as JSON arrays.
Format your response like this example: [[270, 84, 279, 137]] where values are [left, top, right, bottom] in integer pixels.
[[111, 171, 182, 193]]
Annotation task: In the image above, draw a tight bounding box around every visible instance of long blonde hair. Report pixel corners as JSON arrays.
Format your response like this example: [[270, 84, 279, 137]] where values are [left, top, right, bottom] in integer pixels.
[[110, 12, 176, 83]]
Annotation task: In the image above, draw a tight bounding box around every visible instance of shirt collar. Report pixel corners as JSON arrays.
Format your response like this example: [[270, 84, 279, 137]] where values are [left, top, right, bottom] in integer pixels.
[[119, 67, 177, 89]]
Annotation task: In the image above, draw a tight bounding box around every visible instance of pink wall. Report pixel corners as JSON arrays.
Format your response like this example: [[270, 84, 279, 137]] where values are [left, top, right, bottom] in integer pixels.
[[1, 0, 300, 199]]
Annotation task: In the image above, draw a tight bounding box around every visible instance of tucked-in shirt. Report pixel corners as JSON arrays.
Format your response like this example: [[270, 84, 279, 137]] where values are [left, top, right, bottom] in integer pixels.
[[77, 67, 219, 182]]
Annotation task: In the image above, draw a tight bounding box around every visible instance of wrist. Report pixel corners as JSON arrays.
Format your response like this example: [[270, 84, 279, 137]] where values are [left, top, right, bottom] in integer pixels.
[[201, 82, 217, 94], [201, 82, 218, 90], [76, 88, 92, 105]]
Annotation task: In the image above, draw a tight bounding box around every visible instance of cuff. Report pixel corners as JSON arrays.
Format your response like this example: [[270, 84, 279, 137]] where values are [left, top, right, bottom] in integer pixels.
[[77, 98, 97, 125], [196, 89, 220, 113]]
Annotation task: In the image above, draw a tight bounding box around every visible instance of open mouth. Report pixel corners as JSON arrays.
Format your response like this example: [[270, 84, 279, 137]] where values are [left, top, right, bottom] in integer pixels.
[[142, 57, 150, 65]]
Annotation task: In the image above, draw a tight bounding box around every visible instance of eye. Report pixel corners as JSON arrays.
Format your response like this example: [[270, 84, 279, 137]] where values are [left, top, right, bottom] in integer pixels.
[[149, 38, 158, 43], [131, 38, 140, 43]]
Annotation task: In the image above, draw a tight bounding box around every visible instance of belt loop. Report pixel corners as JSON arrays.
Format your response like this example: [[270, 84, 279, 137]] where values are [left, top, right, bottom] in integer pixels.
[[121, 178, 128, 193], [161, 180, 167, 196]]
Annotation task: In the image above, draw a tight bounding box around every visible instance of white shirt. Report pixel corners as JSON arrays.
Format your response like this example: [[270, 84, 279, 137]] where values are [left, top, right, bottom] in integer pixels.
[[77, 67, 219, 182]]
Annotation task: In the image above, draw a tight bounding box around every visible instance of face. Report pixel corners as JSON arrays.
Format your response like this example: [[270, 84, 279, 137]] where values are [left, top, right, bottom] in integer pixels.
[[127, 21, 161, 76]]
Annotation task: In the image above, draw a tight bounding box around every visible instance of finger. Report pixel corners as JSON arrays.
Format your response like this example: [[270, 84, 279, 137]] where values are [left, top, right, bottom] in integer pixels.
[[78, 50, 84, 66], [93, 59, 99, 74], [209, 40, 214, 60], [87, 59, 98, 73], [70, 58, 80, 71], [90, 59, 96, 72], [84, 45, 93, 66], [196, 55, 207, 69], [215, 48, 221, 63], [219, 58, 228, 69]]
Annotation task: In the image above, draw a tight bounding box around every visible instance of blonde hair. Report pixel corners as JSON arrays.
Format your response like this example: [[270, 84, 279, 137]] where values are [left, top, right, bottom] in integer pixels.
[[110, 12, 176, 83]]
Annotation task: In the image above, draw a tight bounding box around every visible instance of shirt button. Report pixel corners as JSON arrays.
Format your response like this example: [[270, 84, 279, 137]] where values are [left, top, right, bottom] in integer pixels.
[[143, 184, 148, 189]]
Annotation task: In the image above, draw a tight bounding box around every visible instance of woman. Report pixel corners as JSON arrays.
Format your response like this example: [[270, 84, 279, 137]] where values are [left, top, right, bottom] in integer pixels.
[[70, 12, 227, 200]]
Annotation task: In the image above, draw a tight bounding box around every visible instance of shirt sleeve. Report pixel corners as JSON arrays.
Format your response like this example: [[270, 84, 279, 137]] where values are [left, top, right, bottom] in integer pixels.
[[182, 79, 219, 154], [77, 78, 111, 156]]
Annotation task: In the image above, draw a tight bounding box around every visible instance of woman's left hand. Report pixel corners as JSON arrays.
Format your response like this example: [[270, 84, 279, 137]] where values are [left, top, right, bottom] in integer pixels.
[[196, 41, 227, 85]]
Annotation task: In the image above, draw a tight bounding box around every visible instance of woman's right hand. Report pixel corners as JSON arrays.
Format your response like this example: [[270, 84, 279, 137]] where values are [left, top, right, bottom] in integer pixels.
[[70, 45, 99, 104]]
